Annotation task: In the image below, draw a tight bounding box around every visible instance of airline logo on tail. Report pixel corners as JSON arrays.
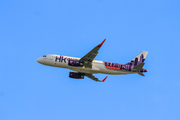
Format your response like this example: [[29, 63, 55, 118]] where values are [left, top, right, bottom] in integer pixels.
[[126, 51, 148, 66], [104, 51, 148, 72]]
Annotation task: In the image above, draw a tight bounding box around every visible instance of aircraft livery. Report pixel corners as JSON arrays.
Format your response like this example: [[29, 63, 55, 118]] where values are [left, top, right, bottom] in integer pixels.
[[37, 39, 148, 82]]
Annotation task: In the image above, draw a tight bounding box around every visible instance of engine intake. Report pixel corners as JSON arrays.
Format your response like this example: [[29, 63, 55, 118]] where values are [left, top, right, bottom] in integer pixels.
[[69, 72, 84, 79], [68, 60, 84, 67]]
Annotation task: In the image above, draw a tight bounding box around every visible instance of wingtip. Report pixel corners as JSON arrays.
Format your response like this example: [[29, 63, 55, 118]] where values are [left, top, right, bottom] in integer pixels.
[[98, 39, 106, 47], [101, 76, 108, 82]]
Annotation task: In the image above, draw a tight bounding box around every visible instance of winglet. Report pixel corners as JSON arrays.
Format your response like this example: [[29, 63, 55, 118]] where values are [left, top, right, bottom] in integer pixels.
[[101, 76, 108, 82], [98, 39, 106, 47]]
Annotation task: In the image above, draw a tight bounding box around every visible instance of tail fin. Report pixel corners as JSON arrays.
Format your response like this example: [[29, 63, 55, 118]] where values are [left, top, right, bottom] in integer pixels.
[[126, 51, 148, 66]]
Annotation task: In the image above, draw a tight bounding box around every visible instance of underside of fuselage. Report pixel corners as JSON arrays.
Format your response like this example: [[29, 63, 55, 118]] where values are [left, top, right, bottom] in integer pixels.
[[66, 65, 137, 75]]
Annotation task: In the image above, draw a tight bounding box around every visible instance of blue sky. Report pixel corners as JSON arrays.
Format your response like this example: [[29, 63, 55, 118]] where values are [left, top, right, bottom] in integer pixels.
[[0, 0, 180, 120]]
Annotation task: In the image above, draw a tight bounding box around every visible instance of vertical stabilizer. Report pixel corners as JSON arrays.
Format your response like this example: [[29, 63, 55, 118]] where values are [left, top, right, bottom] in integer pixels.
[[126, 51, 148, 66]]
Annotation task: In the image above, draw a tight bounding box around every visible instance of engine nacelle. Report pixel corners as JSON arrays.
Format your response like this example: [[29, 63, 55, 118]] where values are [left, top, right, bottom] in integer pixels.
[[68, 60, 84, 67], [69, 72, 84, 79]]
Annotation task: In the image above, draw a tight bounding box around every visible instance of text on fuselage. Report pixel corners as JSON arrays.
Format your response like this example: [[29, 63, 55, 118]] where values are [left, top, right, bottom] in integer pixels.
[[55, 56, 78, 63]]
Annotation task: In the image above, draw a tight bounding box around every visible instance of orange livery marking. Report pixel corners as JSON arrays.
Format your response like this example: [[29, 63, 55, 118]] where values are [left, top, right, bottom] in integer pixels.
[[106, 66, 121, 70]]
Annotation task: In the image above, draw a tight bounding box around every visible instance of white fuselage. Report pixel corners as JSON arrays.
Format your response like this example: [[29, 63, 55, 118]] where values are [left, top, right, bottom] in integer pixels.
[[37, 54, 135, 75]]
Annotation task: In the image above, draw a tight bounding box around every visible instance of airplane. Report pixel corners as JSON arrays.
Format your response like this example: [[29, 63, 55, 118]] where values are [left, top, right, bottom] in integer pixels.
[[37, 39, 148, 82]]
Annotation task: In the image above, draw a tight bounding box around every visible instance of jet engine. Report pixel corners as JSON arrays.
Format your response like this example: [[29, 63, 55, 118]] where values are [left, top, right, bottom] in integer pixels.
[[68, 60, 84, 67], [69, 72, 84, 79]]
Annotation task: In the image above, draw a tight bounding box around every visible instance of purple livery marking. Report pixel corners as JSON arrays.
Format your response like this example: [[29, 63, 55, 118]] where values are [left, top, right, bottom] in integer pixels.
[[126, 54, 145, 66], [55, 56, 67, 63]]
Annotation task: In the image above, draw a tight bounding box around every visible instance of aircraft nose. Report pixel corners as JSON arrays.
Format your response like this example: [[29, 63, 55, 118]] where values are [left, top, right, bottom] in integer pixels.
[[37, 58, 41, 63]]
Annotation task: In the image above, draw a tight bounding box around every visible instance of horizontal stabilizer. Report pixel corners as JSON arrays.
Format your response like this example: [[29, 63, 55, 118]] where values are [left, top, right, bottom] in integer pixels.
[[132, 63, 145, 70], [138, 72, 145, 76]]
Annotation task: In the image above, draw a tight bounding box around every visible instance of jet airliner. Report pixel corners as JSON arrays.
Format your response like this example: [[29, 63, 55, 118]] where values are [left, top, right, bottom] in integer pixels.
[[37, 39, 148, 82]]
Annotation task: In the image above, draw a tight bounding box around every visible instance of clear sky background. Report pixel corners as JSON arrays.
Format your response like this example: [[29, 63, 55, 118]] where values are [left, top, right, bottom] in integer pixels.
[[0, 0, 180, 120]]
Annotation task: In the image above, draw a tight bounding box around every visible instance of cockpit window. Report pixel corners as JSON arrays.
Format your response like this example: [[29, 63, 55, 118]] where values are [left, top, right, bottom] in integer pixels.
[[43, 55, 47, 57]]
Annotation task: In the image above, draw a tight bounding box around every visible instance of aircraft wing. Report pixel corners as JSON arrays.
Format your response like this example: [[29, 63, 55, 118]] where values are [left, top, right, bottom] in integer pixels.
[[80, 39, 106, 68], [84, 73, 107, 82]]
